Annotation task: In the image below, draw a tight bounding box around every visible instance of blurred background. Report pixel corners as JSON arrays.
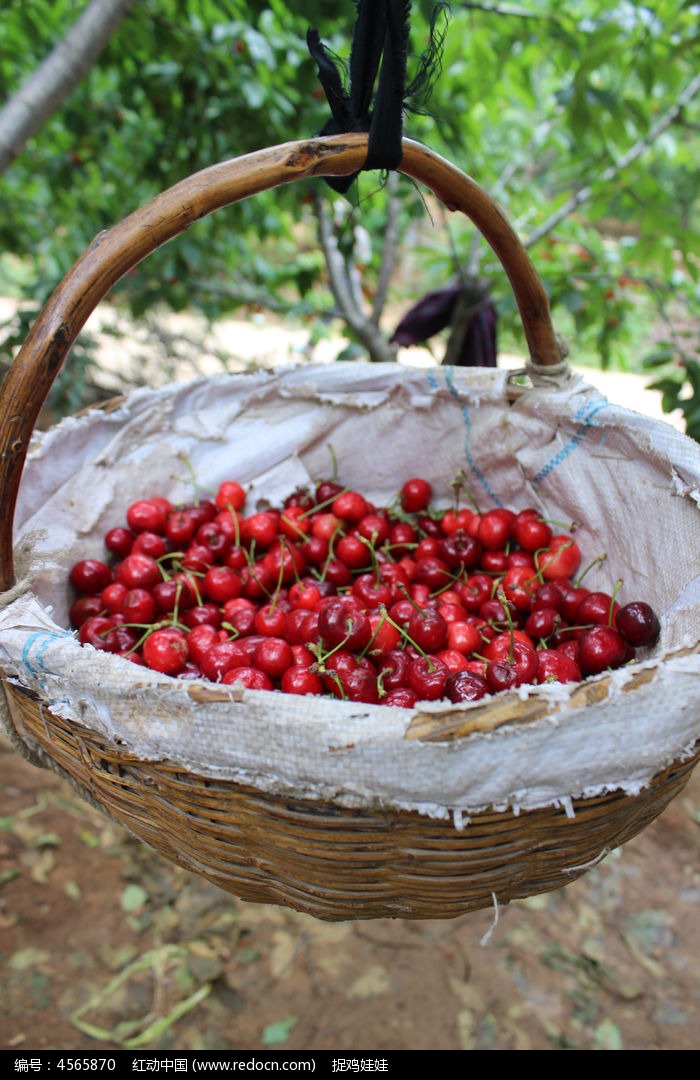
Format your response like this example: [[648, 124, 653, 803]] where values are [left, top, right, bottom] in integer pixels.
[[0, 0, 698, 434]]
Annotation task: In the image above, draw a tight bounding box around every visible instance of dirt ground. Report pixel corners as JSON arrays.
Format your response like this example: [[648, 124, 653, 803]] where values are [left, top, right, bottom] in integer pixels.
[[1, 732, 698, 1053]]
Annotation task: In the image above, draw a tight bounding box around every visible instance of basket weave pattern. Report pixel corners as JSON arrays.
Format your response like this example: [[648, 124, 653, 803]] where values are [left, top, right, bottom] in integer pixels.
[[6, 683, 698, 920]]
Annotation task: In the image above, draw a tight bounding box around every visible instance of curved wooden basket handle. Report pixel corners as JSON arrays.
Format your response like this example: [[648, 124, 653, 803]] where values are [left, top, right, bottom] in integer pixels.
[[0, 133, 565, 589]]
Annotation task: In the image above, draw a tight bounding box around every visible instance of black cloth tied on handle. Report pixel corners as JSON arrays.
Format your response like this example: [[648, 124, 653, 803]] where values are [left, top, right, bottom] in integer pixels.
[[307, 0, 411, 194]]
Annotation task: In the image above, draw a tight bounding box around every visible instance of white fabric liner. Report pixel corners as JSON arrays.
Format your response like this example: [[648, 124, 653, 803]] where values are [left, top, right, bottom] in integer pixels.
[[1, 363, 698, 821]]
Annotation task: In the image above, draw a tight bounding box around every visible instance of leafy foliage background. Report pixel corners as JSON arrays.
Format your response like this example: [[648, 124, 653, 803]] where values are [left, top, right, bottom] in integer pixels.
[[0, 0, 698, 431]]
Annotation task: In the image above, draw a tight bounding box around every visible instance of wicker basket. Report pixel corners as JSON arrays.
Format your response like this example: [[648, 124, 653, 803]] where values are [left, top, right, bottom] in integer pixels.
[[1, 135, 698, 921]]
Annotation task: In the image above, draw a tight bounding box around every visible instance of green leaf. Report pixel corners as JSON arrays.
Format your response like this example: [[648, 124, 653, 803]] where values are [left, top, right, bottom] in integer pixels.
[[10, 947, 51, 971], [120, 884, 148, 913], [594, 1018, 623, 1050], [642, 348, 677, 368], [261, 1016, 298, 1047]]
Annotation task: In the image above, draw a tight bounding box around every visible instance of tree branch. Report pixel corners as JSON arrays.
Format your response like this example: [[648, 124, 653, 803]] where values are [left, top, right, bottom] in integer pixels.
[[455, 1, 565, 21], [314, 190, 398, 364], [0, 0, 138, 175], [524, 72, 700, 249]]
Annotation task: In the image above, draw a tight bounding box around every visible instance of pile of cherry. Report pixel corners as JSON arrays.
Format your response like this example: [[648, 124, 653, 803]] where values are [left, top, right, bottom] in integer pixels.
[[67, 476, 661, 707]]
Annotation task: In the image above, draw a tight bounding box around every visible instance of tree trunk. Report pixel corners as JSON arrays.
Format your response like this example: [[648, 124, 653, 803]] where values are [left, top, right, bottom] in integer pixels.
[[0, 0, 138, 175], [314, 190, 398, 365]]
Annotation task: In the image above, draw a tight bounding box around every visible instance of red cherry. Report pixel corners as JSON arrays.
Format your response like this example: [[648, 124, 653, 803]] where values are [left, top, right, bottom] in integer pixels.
[[215, 480, 246, 512], [479, 550, 508, 574], [376, 650, 411, 692], [335, 534, 369, 570], [332, 490, 369, 523], [200, 641, 249, 682], [114, 553, 161, 592], [182, 604, 222, 630], [616, 601, 660, 647], [446, 620, 482, 656], [143, 627, 189, 675], [511, 510, 552, 552], [459, 574, 492, 613], [254, 637, 293, 680], [70, 559, 113, 595], [575, 591, 619, 628], [485, 652, 536, 692], [438, 533, 483, 571], [558, 585, 590, 622], [535, 536, 581, 580], [196, 521, 231, 560], [440, 508, 475, 536], [121, 588, 157, 625], [131, 531, 168, 559], [242, 511, 279, 548], [388, 521, 418, 556], [408, 609, 448, 653], [413, 556, 452, 591], [310, 512, 343, 542], [78, 616, 121, 652], [352, 573, 392, 610], [399, 477, 432, 514], [166, 510, 197, 546], [280, 666, 323, 696], [284, 487, 315, 512], [357, 513, 390, 546], [478, 508, 515, 551], [337, 666, 380, 704], [524, 607, 562, 641], [153, 576, 196, 613], [262, 541, 306, 584], [315, 480, 344, 505], [407, 656, 449, 701], [70, 595, 105, 628], [531, 582, 565, 613], [104, 527, 135, 559], [502, 566, 536, 612], [225, 605, 257, 638], [382, 687, 418, 708], [318, 601, 371, 651], [279, 505, 311, 541], [183, 500, 217, 530], [446, 670, 489, 703], [366, 614, 401, 656], [187, 624, 223, 666], [578, 626, 628, 675], [215, 508, 243, 542], [254, 604, 289, 638], [181, 543, 215, 573], [417, 517, 443, 540], [126, 499, 168, 535], [221, 667, 274, 691], [100, 581, 128, 614], [537, 649, 582, 685], [319, 557, 352, 591]]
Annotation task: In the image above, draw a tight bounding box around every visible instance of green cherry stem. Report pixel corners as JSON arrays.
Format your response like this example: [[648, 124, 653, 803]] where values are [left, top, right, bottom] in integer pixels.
[[575, 553, 607, 587], [609, 578, 623, 626], [382, 610, 436, 672]]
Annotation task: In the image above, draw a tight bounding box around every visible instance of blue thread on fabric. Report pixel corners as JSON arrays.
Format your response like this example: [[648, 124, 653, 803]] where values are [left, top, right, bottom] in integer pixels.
[[533, 398, 612, 485], [441, 366, 502, 506], [22, 630, 71, 679]]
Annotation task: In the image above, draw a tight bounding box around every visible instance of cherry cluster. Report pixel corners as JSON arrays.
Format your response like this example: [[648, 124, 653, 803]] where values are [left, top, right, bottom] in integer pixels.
[[67, 475, 660, 707]]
